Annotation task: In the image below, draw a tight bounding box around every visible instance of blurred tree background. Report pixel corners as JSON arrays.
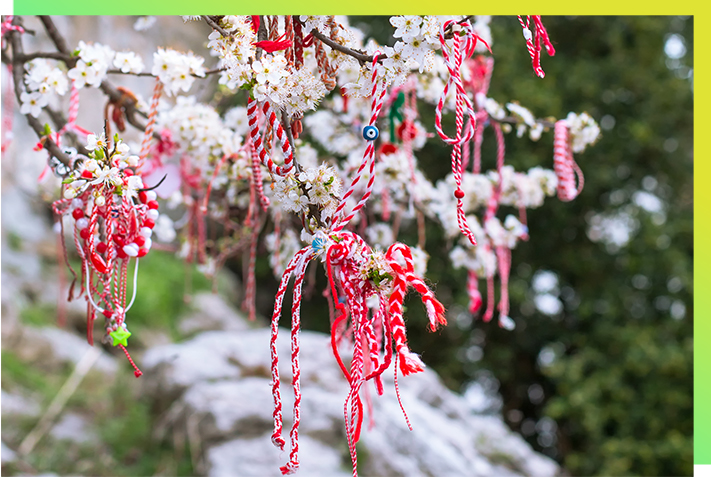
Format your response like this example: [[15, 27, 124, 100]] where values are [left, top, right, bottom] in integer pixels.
[[261, 15, 692, 477]]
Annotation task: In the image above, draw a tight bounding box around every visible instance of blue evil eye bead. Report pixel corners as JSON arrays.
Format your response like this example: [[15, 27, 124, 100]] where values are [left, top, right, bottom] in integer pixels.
[[312, 237, 325, 252], [362, 125, 379, 141]]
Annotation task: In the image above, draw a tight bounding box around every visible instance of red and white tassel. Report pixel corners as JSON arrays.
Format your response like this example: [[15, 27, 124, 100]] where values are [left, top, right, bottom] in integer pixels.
[[553, 119, 581, 202]]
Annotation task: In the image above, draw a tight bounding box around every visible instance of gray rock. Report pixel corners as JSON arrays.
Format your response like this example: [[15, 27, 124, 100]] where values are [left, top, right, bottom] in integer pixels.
[[1, 441, 17, 464], [9, 326, 118, 375], [1, 390, 41, 418], [144, 296, 560, 477], [178, 292, 250, 336], [49, 412, 98, 444]]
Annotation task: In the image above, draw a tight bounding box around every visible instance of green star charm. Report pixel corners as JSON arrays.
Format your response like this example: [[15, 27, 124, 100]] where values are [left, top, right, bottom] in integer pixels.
[[110, 328, 131, 347]]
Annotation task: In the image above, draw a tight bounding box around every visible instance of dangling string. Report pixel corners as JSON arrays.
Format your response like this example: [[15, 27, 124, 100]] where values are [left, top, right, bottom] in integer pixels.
[[58, 81, 92, 138], [467, 270, 483, 314], [248, 140, 271, 211], [279, 250, 312, 475], [1, 64, 15, 154], [495, 246, 511, 327], [118, 344, 143, 377], [517, 15, 555, 79], [332, 54, 387, 232], [124, 258, 140, 313], [482, 271, 495, 323], [138, 78, 163, 171], [434, 20, 480, 246], [553, 119, 583, 201], [468, 56, 494, 174], [269, 247, 312, 452], [243, 179, 259, 322]]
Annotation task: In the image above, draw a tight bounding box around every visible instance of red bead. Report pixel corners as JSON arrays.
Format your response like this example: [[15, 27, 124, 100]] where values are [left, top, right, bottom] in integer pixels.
[[113, 235, 125, 246], [96, 242, 107, 254], [102, 308, 113, 318], [91, 253, 108, 274], [137, 247, 149, 258], [379, 143, 398, 156], [79, 228, 90, 240], [81, 169, 93, 179], [72, 208, 85, 220], [117, 248, 128, 259], [134, 235, 146, 247], [454, 189, 465, 199], [143, 219, 155, 229], [147, 200, 159, 210], [139, 191, 148, 204]]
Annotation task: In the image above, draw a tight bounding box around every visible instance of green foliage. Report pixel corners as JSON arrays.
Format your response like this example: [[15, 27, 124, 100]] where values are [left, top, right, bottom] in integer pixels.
[[20, 303, 57, 327], [123, 250, 213, 338]]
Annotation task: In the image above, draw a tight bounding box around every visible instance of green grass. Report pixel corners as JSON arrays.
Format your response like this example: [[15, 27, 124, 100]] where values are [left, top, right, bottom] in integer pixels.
[[19, 304, 57, 327]]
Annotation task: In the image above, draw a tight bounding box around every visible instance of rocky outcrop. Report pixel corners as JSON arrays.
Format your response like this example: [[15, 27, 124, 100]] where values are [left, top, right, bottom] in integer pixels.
[[143, 303, 560, 477]]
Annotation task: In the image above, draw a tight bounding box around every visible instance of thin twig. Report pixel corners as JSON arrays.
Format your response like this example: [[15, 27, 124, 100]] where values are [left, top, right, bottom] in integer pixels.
[[105, 66, 226, 78], [38, 16, 72, 55], [15, 51, 73, 63], [310, 29, 374, 65], [18, 346, 102, 456], [204, 16, 230, 38], [281, 110, 300, 173]]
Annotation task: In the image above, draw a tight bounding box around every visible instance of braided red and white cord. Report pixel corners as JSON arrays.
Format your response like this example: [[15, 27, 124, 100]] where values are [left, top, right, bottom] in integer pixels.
[[332, 54, 387, 232], [434, 20, 479, 246], [247, 97, 295, 177]]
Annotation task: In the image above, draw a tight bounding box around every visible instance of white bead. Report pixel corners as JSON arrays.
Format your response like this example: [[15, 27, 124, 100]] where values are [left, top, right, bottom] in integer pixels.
[[522, 27, 532, 42], [127, 155, 139, 167], [64, 188, 77, 199], [71, 198, 84, 208], [143, 238, 152, 250], [94, 196, 106, 207], [140, 227, 152, 238], [147, 209, 159, 221], [76, 218, 89, 230], [123, 243, 139, 257], [146, 191, 157, 201]]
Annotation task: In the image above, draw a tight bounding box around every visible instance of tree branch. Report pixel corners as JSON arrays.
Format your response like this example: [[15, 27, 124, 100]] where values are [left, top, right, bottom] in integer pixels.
[[204, 16, 230, 38], [310, 28, 374, 65], [9, 16, 75, 168], [105, 66, 226, 78], [255, 15, 267, 61], [38, 16, 72, 55], [14, 51, 73, 63], [307, 15, 477, 66]]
